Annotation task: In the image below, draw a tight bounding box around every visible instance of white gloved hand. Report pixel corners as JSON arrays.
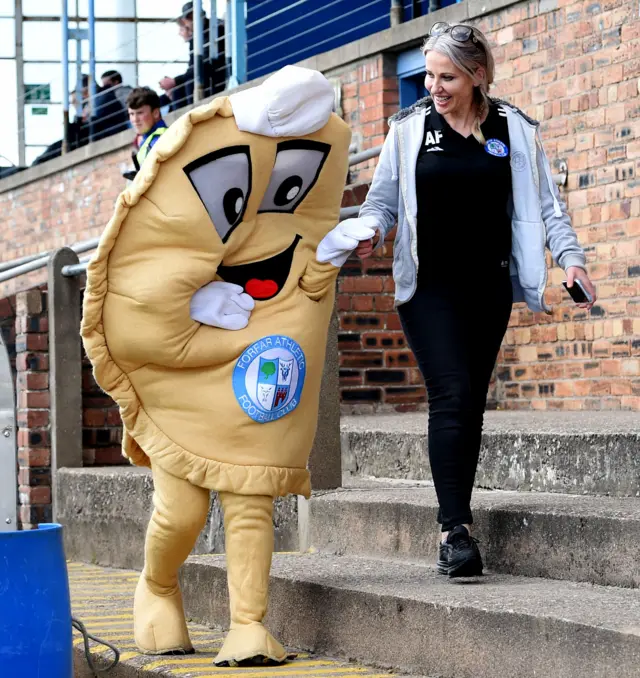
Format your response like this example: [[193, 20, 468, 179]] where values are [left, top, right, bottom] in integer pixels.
[[316, 216, 377, 267], [190, 281, 255, 330]]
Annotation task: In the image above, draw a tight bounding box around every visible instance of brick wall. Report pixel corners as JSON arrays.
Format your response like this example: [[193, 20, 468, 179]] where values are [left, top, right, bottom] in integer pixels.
[[480, 0, 640, 410], [0, 147, 131, 299], [82, 342, 124, 466], [4, 287, 126, 528], [331, 55, 427, 411], [15, 289, 51, 529]]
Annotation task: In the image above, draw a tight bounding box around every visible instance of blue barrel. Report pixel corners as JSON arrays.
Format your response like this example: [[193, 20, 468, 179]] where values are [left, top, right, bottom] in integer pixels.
[[0, 523, 73, 677]]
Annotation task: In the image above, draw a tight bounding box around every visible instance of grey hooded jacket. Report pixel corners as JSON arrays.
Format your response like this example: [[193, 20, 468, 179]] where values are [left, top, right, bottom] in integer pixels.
[[358, 97, 586, 312]]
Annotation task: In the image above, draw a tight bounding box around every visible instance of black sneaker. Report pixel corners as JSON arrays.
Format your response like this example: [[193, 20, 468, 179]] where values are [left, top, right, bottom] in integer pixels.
[[437, 525, 483, 577]]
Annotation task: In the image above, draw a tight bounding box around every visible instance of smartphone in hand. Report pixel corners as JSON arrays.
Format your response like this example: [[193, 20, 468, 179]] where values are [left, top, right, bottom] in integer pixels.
[[562, 278, 593, 304]]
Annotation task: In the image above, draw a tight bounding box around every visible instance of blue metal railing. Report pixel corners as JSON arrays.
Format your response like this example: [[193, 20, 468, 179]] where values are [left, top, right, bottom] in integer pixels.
[[22, 1, 452, 170]]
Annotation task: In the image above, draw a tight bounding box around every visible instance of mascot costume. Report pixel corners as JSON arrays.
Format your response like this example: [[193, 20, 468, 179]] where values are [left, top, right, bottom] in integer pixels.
[[81, 65, 374, 665]]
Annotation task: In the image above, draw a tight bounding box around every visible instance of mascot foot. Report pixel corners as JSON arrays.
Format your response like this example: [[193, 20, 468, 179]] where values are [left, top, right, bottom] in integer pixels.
[[134, 574, 194, 655], [214, 623, 288, 666]]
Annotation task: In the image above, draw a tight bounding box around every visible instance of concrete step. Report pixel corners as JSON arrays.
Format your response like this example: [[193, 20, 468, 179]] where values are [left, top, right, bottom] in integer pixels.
[[308, 485, 640, 588], [69, 562, 408, 678], [342, 411, 640, 496], [180, 552, 640, 678], [57, 467, 299, 570]]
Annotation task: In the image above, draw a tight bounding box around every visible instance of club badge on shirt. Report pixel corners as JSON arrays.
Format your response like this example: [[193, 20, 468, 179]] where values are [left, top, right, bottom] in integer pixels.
[[484, 139, 509, 157]]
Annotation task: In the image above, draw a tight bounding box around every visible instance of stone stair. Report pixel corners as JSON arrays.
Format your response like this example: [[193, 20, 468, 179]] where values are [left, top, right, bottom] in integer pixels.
[[176, 412, 640, 678], [59, 411, 640, 677]]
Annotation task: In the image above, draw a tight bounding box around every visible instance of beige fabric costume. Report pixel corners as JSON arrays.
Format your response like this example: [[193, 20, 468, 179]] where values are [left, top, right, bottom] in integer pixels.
[[82, 66, 352, 664]]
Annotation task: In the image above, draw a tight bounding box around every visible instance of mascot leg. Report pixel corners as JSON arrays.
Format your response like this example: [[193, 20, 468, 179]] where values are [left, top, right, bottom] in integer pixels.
[[134, 463, 210, 654], [214, 492, 287, 666]]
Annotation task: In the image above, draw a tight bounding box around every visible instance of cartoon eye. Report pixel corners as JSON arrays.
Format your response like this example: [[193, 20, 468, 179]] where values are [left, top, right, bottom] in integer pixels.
[[258, 140, 330, 214], [184, 146, 252, 242]]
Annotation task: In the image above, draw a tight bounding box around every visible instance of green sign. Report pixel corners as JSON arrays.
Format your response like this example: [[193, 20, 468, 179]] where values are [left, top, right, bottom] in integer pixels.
[[31, 107, 48, 116], [24, 84, 51, 103]]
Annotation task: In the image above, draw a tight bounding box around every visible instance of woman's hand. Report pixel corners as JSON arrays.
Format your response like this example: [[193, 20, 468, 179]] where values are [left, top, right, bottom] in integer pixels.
[[566, 266, 597, 310], [356, 229, 381, 259], [355, 237, 374, 259]]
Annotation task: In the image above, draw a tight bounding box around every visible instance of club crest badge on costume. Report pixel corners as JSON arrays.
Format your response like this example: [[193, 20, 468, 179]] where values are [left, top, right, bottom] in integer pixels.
[[484, 139, 509, 157], [233, 335, 306, 423]]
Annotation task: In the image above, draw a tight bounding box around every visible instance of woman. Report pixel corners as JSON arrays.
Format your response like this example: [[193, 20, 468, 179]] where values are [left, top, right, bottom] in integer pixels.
[[350, 22, 597, 577]]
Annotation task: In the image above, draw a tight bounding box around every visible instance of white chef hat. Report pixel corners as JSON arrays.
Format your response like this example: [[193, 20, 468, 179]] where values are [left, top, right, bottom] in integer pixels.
[[229, 65, 335, 138]]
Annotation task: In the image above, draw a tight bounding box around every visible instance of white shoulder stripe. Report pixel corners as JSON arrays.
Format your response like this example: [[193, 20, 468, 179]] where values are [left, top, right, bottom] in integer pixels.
[[425, 107, 432, 114]]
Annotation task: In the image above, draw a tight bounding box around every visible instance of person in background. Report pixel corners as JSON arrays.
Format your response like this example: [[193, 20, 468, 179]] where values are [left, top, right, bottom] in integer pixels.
[[89, 75, 129, 142], [350, 22, 597, 578], [33, 75, 92, 165], [101, 70, 133, 111], [122, 86, 167, 180], [158, 1, 226, 111]]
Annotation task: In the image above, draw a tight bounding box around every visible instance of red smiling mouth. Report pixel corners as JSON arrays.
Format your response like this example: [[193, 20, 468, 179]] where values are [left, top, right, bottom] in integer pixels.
[[217, 235, 301, 301]]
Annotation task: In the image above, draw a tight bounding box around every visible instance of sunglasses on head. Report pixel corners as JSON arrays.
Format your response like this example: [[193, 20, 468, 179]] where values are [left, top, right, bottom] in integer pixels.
[[428, 22, 480, 45]]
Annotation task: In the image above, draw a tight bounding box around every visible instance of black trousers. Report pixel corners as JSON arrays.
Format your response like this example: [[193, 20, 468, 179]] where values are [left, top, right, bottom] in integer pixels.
[[398, 269, 513, 531]]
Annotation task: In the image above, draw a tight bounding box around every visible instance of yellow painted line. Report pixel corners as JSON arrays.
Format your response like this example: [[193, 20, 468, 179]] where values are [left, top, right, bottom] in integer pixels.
[[71, 613, 133, 621], [169, 668, 378, 677], [70, 595, 134, 602], [69, 578, 138, 584], [69, 580, 138, 587], [75, 620, 134, 629], [142, 659, 335, 672], [73, 630, 217, 642], [68, 573, 139, 579]]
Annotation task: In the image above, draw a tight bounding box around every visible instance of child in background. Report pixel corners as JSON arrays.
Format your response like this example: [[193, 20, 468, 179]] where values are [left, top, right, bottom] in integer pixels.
[[122, 87, 168, 180]]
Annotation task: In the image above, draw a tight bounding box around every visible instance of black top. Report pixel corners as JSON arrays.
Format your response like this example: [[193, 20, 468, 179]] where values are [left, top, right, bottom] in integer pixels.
[[415, 101, 512, 284]]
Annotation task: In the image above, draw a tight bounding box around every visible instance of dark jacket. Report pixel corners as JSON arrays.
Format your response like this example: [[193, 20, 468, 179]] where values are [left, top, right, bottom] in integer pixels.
[[90, 87, 129, 141], [168, 18, 227, 111]]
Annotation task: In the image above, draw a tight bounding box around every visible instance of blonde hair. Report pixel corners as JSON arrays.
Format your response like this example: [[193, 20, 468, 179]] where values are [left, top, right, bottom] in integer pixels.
[[422, 24, 495, 145]]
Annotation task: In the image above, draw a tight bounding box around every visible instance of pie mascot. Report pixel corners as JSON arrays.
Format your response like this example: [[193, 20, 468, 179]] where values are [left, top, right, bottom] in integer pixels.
[[81, 65, 374, 665]]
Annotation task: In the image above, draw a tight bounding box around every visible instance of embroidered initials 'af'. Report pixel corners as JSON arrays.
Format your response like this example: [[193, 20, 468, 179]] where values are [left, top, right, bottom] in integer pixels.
[[425, 130, 443, 146]]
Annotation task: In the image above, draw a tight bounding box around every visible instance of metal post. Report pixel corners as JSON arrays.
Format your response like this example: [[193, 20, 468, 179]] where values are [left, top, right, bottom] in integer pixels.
[[88, 0, 97, 141], [75, 0, 82, 124], [0, 330, 17, 532], [133, 0, 139, 87], [47, 249, 83, 522], [15, 0, 26, 166], [193, 0, 204, 102], [209, 0, 218, 59], [62, 0, 70, 154], [229, 0, 246, 88]]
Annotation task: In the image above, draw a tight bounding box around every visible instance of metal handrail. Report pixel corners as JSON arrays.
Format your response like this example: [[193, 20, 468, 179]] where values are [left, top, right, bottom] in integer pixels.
[[2, 146, 384, 281], [0, 238, 99, 283]]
